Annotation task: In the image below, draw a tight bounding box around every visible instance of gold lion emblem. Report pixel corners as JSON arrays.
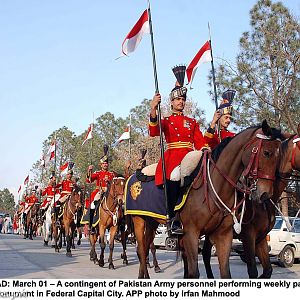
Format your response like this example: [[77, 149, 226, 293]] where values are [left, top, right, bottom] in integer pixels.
[[130, 181, 142, 200]]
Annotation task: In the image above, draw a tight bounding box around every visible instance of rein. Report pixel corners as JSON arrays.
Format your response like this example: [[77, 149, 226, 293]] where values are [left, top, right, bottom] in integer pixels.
[[192, 131, 279, 232], [101, 178, 125, 226]]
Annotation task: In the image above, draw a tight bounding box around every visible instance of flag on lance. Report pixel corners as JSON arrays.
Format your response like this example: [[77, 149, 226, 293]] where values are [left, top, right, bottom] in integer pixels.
[[45, 141, 56, 165], [186, 40, 212, 86], [113, 127, 130, 147], [82, 124, 93, 146], [18, 185, 22, 194], [121, 10, 150, 56], [24, 175, 29, 186], [60, 162, 69, 176]]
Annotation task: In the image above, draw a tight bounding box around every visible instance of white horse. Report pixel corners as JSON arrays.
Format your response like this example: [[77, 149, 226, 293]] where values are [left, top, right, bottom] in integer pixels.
[[41, 194, 60, 246]]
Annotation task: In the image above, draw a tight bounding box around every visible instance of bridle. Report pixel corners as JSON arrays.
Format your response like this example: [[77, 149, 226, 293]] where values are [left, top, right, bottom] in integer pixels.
[[205, 132, 279, 196], [102, 177, 125, 226]]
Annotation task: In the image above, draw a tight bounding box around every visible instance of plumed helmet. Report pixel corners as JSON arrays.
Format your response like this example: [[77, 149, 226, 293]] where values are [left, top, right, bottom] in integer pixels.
[[218, 89, 236, 115], [100, 144, 109, 164], [170, 65, 187, 101]]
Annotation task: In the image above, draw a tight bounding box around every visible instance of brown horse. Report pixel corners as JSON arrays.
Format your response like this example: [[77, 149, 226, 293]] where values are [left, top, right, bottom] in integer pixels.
[[24, 203, 40, 240], [179, 121, 283, 278], [202, 124, 300, 278], [89, 177, 126, 269], [53, 185, 83, 256]]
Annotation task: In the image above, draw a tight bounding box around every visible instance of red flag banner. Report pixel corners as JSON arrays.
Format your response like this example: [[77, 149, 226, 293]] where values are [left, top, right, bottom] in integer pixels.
[[186, 40, 212, 86], [82, 124, 93, 146], [18, 185, 22, 193], [122, 10, 150, 56], [60, 162, 69, 176], [45, 141, 56, 165], [24, 175, 29, 186], [113, 127, 130, 147]]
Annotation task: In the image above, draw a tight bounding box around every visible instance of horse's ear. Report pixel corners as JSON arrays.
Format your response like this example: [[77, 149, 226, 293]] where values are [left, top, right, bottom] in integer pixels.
[[261, 119, 272, 136], [297, 123, 300, 136]]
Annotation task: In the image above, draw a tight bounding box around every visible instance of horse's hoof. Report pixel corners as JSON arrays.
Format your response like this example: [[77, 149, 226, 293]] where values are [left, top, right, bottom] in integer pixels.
[[121, 254, 124, 259], [123, 259, 128, 265], [72, 245, 75, 249], [55, 248, 59, 252], [77, 240, 81, 246], [66, 252, 72, 257], [98, 260, 104, 267], [109, 264, 115, 270], [63, 243, 66, 247], [93, 259, 99, 264], [154, 266, 162, 273], [44, 241, 48, 246], [51, 245, 55, 248], [29, 237, 33, 240]]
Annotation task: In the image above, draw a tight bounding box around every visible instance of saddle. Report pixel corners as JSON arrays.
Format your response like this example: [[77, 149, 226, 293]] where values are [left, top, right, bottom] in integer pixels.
[[139, 150, 204, 187]]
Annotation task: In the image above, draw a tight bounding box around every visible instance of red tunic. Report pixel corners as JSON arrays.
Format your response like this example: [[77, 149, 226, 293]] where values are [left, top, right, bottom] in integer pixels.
[[25, 195, 38, 206], [149, 112, 207, 185], [86, 170, 115, 203], [204, 128, 235, 150], [56, 179, 75, 195]]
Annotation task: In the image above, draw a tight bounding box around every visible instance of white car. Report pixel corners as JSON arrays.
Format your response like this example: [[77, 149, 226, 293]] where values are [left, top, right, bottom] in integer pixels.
[[266, 216, 300, 267], [153, 224, 217, 255], [153, 224, 178, 251]]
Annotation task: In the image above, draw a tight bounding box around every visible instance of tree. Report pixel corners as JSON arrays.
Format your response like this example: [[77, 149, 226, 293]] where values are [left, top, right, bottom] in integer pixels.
[[211, 0, 300, 132], [0, 188, 15, 214]]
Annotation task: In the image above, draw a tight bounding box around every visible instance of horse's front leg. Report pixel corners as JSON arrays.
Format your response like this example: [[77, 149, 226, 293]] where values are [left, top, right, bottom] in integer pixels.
[[29, 222, 33, 240], [89, 233, 98, 263], [240, 228, 258, 278], [256, 238, 272, 278], [65, 224, 72, 257], [120, 228, 128, 265], [133, 216, 149, 278], [77, 227, 82, 246], [150, 242, 161, 273], [202, 236, 214, 278], [98, 225, 106, 267], [108, 226, 118, 269], [213, 225, 233, 279], [182, 230, 200, 278]]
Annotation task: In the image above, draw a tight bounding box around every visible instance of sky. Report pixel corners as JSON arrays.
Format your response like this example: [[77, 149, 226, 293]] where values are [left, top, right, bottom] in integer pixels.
[[0, 0, 299, 202]]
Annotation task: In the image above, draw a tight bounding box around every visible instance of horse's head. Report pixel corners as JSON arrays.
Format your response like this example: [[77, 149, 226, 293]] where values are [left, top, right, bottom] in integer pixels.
[[71, 184, 84, 209], [241, 120, 283, 203], [280, 123, 300, 176], [108, 177, 126, 205]]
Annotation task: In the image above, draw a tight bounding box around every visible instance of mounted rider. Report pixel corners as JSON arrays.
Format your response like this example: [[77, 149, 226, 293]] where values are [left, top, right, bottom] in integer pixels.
[[204, 89, 236, 149], [86, 145, 115, 233], [41, 174, 59, 213], [54, 169, 75, 225], [23, 189, 39, 222], [149, 65, 207, 232]]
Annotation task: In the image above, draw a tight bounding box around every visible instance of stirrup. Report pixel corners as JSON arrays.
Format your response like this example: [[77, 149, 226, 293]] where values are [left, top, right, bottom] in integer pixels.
[[167, 218, 184, 235]]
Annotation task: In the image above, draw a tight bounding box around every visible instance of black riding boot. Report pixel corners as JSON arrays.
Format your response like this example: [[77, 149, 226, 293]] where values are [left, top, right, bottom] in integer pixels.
[[166, 180, 183, 235], [55, 206, 60, 226], [89, 208, 95, 234]]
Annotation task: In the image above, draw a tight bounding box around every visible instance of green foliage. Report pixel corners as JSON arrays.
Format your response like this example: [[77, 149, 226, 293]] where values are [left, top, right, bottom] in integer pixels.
[[210, 0, 300, 132], [0, 188, 15, 214]]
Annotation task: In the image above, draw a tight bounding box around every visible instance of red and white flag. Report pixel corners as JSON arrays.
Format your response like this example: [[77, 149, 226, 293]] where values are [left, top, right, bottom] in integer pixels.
[[60, 162, 69, 176], [40, 154, 45, 167], [82, 124, 93, 146], [45, 141, 56, 165], [113, 127, 130, 147], [18, 185, 22, 194], [121, 10, 150, 56], [186, 40, 212, 86], [24, 175, 29, 186]]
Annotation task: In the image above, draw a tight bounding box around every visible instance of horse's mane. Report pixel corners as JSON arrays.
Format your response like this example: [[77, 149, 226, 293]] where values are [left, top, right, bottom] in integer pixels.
[[211, 137, 233, 161], [281, 134, 297, 162]]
